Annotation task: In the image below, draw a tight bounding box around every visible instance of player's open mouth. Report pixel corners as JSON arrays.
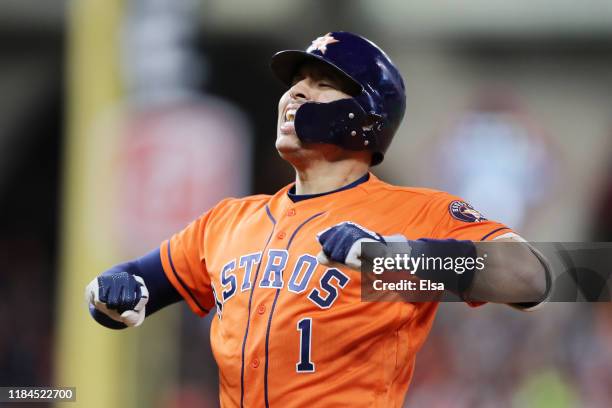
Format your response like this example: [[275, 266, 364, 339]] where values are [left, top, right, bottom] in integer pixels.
[[285, 109, 296, 122], [283, 103, 301, 123], [280, 104, 300, 133]]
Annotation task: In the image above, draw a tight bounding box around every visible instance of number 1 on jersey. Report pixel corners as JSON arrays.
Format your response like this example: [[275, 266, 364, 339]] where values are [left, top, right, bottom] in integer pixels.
[[296, 317, 315, 373]]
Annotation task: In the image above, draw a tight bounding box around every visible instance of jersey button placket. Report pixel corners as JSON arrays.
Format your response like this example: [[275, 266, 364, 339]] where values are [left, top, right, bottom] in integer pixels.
[[251, 358, 260, 369]]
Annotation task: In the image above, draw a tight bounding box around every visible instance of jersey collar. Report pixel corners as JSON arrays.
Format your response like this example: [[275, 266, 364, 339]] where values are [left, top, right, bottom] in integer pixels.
[[287, 173, 370, 203]]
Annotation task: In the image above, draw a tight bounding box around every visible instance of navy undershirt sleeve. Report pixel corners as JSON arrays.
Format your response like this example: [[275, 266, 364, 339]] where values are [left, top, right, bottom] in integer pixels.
[[89, 248, 182, 329]]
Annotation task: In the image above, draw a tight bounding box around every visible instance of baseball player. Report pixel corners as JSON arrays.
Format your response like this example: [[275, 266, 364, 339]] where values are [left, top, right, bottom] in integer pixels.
[[86, 32, 549, 407]]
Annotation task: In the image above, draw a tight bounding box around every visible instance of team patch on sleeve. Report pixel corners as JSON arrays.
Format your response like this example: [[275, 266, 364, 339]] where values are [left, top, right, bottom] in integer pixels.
[[448, 200, 487, 223]]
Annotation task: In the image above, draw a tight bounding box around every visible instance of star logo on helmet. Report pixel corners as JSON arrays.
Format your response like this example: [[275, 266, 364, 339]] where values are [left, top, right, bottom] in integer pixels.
[[307, 33, 339, 54]]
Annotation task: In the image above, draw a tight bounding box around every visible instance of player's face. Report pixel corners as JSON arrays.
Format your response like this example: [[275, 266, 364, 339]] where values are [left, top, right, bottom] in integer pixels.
[[276, 62, 352, 157]]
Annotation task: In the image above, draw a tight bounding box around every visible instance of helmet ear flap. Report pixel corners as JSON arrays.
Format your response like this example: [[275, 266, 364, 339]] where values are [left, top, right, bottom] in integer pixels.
[[295, 99, 367, 149], [294, 100, 387, 154]]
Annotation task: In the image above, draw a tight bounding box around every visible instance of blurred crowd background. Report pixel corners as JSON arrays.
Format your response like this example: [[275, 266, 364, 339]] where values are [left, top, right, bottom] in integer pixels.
[[1, 0, 611, 407]]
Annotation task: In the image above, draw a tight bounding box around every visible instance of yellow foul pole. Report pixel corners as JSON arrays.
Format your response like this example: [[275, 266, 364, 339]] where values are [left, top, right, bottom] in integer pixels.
[[55, 0, 137, 407]]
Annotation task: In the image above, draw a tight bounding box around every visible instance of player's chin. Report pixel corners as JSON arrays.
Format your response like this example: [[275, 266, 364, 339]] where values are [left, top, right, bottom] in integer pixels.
[[275, 130, 301, 153]]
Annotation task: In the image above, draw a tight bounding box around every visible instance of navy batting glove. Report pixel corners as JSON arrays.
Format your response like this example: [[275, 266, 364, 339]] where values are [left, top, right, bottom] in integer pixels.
[[99, 272, 142, 312], [86, 272, 149, 327], [316, 222, 386, 269]]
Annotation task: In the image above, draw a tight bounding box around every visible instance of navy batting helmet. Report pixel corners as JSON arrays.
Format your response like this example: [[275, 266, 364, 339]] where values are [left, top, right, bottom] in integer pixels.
[[270, 31, 406, 165]]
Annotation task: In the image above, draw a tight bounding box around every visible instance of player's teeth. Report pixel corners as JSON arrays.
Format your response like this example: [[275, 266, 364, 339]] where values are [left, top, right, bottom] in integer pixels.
[[286, 109, 296, 122]]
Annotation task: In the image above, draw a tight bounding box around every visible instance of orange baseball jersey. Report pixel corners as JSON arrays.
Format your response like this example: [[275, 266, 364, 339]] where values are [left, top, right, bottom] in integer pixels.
[[159, 173, 513, 407]]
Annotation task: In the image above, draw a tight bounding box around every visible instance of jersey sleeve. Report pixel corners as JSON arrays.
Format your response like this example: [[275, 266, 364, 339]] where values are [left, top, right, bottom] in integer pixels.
[[428, 193, 514, 242], [159, 209, 216, 317], [426, 193, 517, 308]]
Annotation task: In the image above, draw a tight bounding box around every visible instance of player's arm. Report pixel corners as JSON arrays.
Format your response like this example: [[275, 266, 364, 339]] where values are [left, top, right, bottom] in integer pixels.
[[85, 248, 182, 329], [466, 234, 550, 306], [86, 203, 221, 328], [316, 222, 550, 307]]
